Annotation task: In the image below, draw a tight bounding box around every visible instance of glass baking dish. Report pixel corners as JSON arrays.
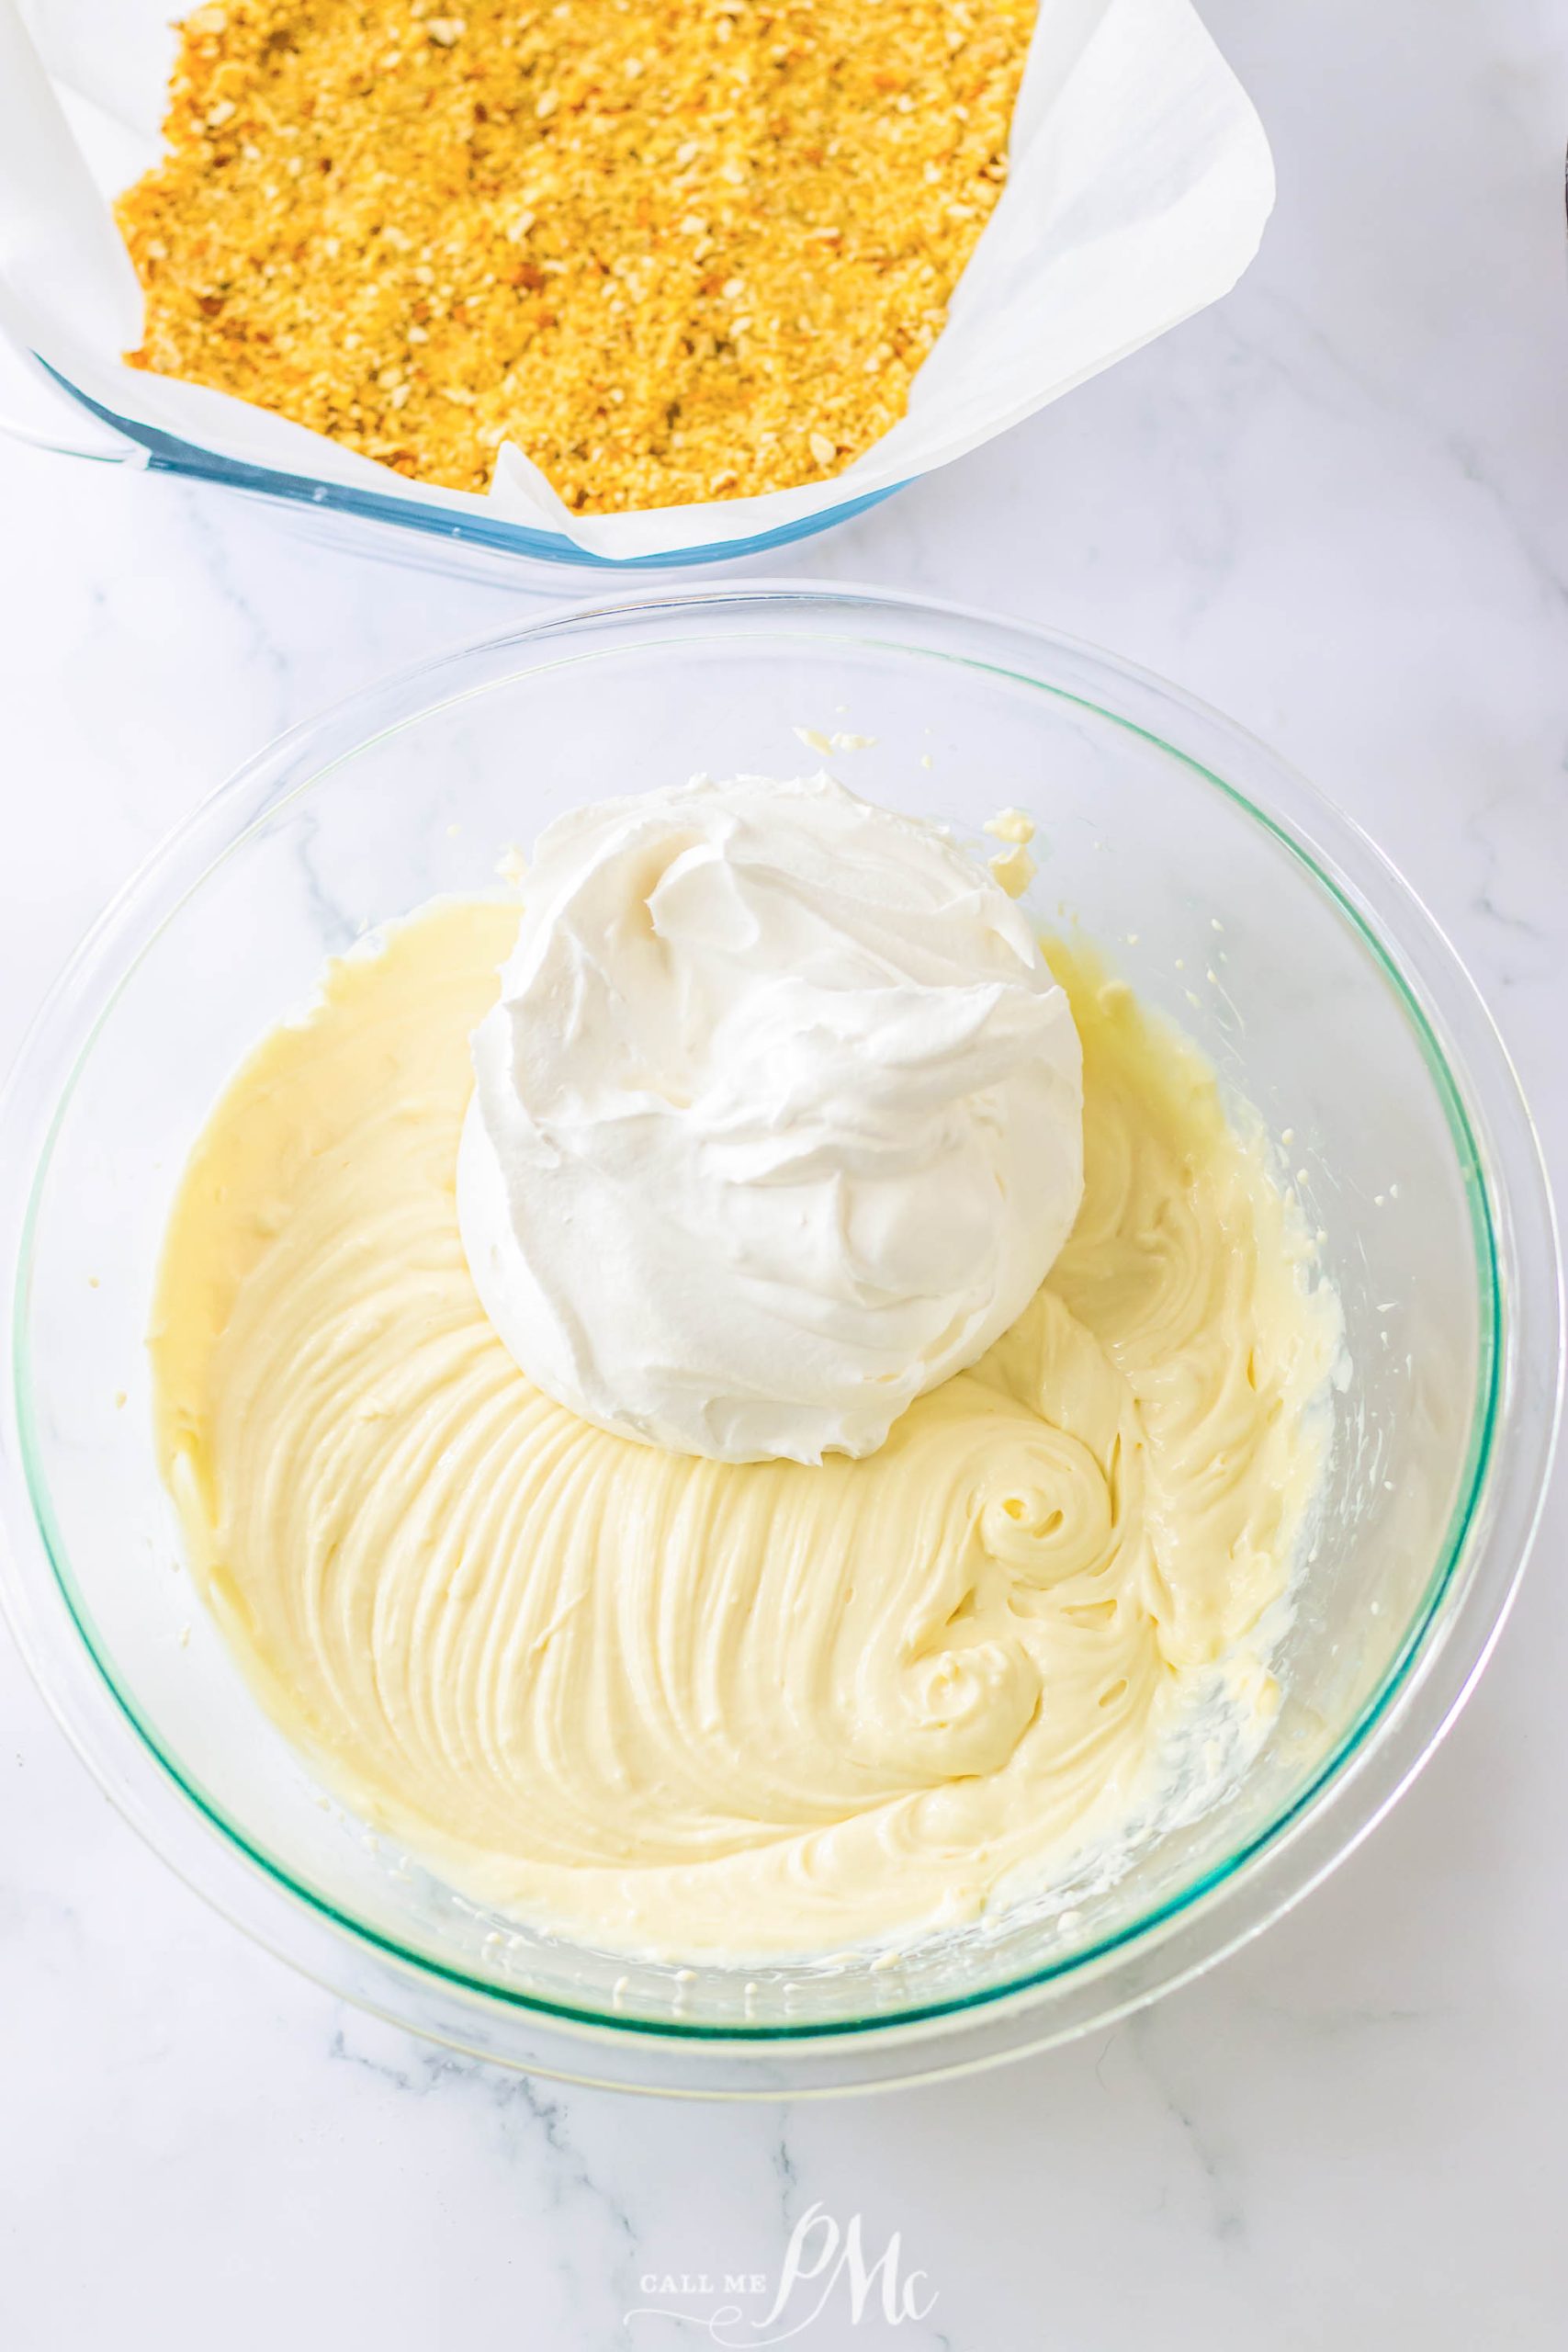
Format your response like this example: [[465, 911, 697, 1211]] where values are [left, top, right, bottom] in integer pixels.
[[1, 0, 1274, 581], [0, 344, 904, 581]]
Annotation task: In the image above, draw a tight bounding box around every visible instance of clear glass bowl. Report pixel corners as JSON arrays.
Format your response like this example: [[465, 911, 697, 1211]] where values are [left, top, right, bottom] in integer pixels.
[[0, 584, 1558, 2095]]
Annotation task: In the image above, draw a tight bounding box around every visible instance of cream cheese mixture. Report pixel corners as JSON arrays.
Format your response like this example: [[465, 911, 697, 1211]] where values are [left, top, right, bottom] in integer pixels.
[[151, 876, 1336, 1961]]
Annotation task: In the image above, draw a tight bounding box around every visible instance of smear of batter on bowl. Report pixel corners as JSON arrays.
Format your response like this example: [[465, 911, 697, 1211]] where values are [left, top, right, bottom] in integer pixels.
[[150, 835, 1338, 1962]]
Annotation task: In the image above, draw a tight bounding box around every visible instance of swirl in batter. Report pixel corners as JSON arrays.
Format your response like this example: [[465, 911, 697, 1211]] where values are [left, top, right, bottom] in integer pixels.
[[151, 898, 1336, 1958]]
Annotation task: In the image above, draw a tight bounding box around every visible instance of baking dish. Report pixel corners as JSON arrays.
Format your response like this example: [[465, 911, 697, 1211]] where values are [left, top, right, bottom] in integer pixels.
[[0, 0, 1273, 578]]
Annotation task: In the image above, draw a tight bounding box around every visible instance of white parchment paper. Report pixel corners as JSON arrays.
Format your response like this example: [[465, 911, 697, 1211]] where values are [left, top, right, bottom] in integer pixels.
[[0, 0, 1273, 557]]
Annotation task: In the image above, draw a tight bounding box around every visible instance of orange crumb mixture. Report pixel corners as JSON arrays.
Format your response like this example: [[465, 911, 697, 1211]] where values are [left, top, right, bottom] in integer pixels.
[[117, 0, 1033, 512]]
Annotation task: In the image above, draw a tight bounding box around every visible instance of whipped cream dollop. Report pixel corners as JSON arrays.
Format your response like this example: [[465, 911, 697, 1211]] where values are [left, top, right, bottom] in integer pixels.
[[457, 772, 1084, 1464]]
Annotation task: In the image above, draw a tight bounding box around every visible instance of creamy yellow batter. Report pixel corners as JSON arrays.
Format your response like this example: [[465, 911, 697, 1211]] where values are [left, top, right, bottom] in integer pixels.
[[151, 899, 1336, 1960]]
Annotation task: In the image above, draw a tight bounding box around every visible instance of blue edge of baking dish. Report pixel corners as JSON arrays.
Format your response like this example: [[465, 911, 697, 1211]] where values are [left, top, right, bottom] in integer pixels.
[[40, 356, 907, 571]]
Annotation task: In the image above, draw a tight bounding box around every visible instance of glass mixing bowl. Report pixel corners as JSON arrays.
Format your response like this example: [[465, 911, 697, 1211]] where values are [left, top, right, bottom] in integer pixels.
[[0, 584, 1558, 2095]]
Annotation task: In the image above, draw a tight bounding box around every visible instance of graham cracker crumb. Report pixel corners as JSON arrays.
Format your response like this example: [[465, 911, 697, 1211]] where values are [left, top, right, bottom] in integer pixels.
[[116, 0, 1032, 513]]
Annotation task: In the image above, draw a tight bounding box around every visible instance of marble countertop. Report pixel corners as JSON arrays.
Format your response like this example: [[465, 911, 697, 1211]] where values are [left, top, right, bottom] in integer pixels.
[[3, 0, 1566, 2343]]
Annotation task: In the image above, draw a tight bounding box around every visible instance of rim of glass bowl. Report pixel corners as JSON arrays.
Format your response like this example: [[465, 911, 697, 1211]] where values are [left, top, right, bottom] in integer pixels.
[[0, 582, 1559, 2077]]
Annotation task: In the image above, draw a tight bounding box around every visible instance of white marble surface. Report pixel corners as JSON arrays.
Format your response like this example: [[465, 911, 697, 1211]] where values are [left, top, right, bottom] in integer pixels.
[[3, 0, 1566, 2342]]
